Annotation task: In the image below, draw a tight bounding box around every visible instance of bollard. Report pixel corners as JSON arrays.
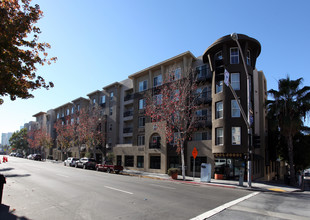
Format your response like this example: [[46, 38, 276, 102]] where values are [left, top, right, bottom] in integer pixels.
[[0, 174, 6, 204], [2, 157, 5, 163]]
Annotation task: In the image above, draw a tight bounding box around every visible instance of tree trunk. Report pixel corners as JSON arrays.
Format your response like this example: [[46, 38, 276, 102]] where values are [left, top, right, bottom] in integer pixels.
[[180, 142, 186, 181], [288, 135, 296, 186]]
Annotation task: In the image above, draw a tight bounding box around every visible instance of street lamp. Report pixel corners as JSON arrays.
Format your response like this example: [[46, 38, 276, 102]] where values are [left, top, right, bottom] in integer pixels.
[[231, 33, 252, 188]]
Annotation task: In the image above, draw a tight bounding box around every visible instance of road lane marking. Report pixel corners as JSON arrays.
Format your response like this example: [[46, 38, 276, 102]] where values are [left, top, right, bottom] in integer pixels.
[[190, 192, 259, 220], [104, 186, 133, 195], [149, 184, 176, 190]]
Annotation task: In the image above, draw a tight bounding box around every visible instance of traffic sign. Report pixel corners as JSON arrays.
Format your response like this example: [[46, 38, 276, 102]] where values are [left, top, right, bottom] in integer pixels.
[[192, 147, 198, 159]]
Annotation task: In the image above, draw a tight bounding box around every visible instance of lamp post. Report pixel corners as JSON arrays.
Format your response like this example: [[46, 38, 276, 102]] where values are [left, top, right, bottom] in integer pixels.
[[231, 33, 252, 188]]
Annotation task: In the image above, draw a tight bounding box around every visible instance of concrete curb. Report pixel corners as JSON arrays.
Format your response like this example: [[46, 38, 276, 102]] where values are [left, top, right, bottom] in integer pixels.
[[120, 172, 301, 193]]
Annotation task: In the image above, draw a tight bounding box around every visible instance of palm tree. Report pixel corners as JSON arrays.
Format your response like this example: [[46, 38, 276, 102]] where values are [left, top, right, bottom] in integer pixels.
[[267, 76, 310, 185]]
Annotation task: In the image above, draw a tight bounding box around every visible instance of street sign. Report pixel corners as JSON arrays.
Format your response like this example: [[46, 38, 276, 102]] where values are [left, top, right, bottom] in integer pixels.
[[192, 147, 198, 159]]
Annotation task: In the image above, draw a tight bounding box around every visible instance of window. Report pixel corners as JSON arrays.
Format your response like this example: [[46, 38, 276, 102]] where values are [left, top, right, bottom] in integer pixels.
[[196, 65, 208, 78], [170, 68, 181, 81], [215, 51, 223, 60], [57, 113, 60, 119], [174, 68, 181, 80], [138, 135, 145, 146], [193, 131, 210, 141], [139, 80, 148, 92], [154, 94, 162, 105], [71, 118, 74, 125], [216, 127, 223, 145], [124, 156, 134, 167], [150, 156, 161, 169], [231, 73, 240, 90], [108, 137, 112, 146], [216, 101, 223, 119], [92, 99, 96, 104], [66, 109, 70, 115], [76, 117, 80, 124], [137, 156, 144, 168], [101, 95, 106, 104], [153, 75, 162, 87], [230, 48, 239, 64], [61, 111, 64, 117], [77, 104, 80, 111], [139, 99, 146, 110], [216, 81, 223, 93], [138, 117, 145, 127], [231, 100, 240, 117], [109, 123, 112, 131], [109, 107, 113, 115], [195, 109, 207, 117], [150, 135, 161, 148], [110, 92, 114, 101], [71, 107, 74, 114], [246, 50, 251, 66], [232, 127, 241, 145]]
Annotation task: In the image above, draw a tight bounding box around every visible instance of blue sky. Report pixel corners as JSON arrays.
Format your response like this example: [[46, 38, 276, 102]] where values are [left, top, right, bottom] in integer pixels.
[[1, 0, 309, 141]]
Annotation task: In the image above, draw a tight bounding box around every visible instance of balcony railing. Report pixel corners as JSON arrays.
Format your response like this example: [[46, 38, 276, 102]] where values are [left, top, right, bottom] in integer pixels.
[[123, 110, 133, 117], [124, 94, 134, 101], [149, 143, 161, 149], [123, 127, 133, 133]]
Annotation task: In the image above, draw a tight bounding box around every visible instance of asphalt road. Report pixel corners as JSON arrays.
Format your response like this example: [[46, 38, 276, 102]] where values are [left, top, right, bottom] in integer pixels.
[[1, 156, 251, 220]]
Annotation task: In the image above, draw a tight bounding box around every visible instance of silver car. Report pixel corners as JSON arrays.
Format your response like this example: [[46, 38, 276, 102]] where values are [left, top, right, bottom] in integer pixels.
[[64, 157, 78, 167]]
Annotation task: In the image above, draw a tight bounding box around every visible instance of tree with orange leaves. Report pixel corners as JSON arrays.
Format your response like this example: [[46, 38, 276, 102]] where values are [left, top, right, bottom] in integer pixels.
[[145, 67, 202, 180], [0, 0, 57, 104]]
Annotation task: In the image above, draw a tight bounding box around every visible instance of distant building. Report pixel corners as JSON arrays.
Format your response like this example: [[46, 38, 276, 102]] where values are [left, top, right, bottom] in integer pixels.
[[1, 132, 13, 146]]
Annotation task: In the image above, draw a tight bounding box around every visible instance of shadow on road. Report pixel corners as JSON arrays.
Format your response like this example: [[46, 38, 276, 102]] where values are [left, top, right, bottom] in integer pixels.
[[0, 168, 15, 172], [4, 174, 31, 178], [0, 204, 29, 220]]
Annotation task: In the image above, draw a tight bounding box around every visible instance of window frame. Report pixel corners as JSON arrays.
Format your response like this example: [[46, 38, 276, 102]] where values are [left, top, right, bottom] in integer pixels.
[[231, 99, 241, 118], [231, 73, 240, 90], [216, 127, 224, 145], [138, 117, 145, 128], [139, 80, 148, 92], [139, 99, 146, 110], [215, 101, 223, 119], [215, 81, 223, 94], [153, 74, 162, 87], [230, 47, 239, 64], [232, 126, 241, 145], [138, 135, 145, 146]]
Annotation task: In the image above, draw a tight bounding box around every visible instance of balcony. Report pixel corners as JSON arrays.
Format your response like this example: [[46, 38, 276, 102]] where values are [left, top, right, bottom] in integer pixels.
[[124, 94, 134, 105], [195, 93, 212, 105], [124, 94, 134, 101], [149, 143, 161, 149], [194, 117, 212, 128], [123, 127, 133, 133], [196, 69, 212, 83], [123, 127, 133, 137], [123, 110, 133, 117]]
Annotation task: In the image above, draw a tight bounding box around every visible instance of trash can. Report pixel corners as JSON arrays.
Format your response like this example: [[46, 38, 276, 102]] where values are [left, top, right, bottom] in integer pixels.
[[0, 174, 6, 204], [200, 163, 211, 182]]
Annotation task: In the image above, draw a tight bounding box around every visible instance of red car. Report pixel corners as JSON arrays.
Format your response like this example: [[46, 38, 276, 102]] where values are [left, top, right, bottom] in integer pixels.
[[96, 161, 123, 174]]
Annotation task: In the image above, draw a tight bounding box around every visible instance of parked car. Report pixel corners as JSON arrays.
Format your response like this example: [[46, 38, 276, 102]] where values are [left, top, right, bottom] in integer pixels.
[[10, 152, 16, 157], [64, 157, 78, 167], [27, 154, 34, 160], [75, 158, 96, 169], [95, 161, 123, 174], [33, 154, 42, 161], [16, 153, 24, 158]]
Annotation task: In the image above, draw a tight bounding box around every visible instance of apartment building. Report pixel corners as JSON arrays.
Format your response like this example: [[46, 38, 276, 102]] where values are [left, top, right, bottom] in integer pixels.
[[27, 33, 269, 180]]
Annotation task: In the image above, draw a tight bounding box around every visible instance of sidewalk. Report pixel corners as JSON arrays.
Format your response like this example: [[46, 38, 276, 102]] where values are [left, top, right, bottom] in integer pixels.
[[121, 169, 301, 193]]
